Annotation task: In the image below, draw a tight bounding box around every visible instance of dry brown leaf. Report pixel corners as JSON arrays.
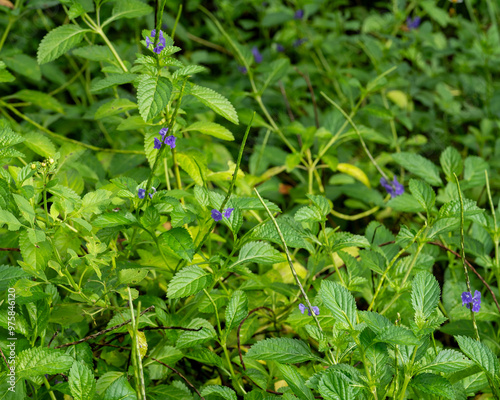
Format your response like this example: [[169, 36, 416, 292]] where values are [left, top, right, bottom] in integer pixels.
[[0, 0, 14, 9]]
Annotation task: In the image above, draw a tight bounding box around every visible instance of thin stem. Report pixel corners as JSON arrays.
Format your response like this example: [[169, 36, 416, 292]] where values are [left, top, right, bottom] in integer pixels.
[[330, 206, 380, 221], [43, 376, 57, 400], [321, 221, 346, 287], [128, 289, 146, 399], [171, 3, 182, 39], [0, 17, 15, 54], [163, 157, 171, 190], [485, 170, 500, 293]]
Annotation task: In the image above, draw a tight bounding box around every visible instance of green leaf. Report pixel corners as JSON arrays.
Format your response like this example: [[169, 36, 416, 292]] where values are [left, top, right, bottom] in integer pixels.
[[463, 156, 489, 188], [440, 147, 463, 182], [183, 347, 223, 368], [93, 212, 137, 228], [137, 75, 173, 122], [143, 345, 183, 367], [167, 265, 213, 299], [90, 73, 137, 93], [392, 152, 442, 186], [95, 98, 137, 119], [376, 326, 420, 346], [175, 318, 217, 349], [159, 227, 195, 262], [4, 54, 41, 81], [69, 361, 96, 400], [246, 338, 323, 364], [176, 152, 206, 186], [261, 59, 290, 91], [72, 45, 114, 62], [224, 290, 248, 335], [23, 132, 56, 158], [358, 311, 392, 334], [103, 375, 137, 400], [410, 373, 454, 399], [37, 25, 90, 64], [420, 1, 451, 27], [201, 385, 237, 400], [172, 65, 207, 79], [418, 349, 474, 375], [409, 179, 435, 215], [19, 230, 52, 274], [329, 232, 370, 253], [364, 104, 393, 120], [411, 271, 440, 326], [184, 121, 234, 141], [277, 363, 314, 400], [104, 0, 153, 26], [319, 280, 357, 329], [295, 205, 323, 223], [78, 189, 112, 217], [13, 194, 35, 225], [230, 241, 284, 268], [318, 370, 355, 400], [386, 193, 425, 213], [455, 335, 500, 379], [0, 209, 22, 231], [307, 194, 332, 216], [190, 84, 239, 125], [0, 265, 29, 291], [118, 268, 148, 285], [17, 347, 73, 379], [13, 90, 63, 113], [0, 61, 15, 83]]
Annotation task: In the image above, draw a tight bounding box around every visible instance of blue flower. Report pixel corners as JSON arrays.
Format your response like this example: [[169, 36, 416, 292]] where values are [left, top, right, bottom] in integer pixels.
[[309, 306, 320, 316], [462, 290, 481, 312], [293, 38, 307, 47], [299, 303, 319, 316], [380, 177, 404, 198], [238, 65, 247, 74], [211, 209, 223, 222], [294, 9, 304, 20], [298, 303, 306, 314], [146, 29, 166, 54], [154, 137, 162, 149], [224, 208, 234, 218], [159, 127, 169, 140], [276, 43, 285, 52], [164, 135, 176, 149], [149, 187, 156, 199], [406, 16, 421, 30], [138, 188, 146, 199], [252, 46, 263, 63]]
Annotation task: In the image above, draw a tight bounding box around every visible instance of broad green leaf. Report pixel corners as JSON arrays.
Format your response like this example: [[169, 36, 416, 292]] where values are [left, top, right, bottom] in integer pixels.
[[376, 325, 420, 346], [201, 385, 237, 400], [392, 152, 442, 186], [261, 58, 290, 91], [19, 230, 52, 274], [277, 363, 314, 400], [95, 98, 137, 119], [233, 197, 281, 213], [194, 185, 209, 207], [224, 290, 248, 335], [409, 179, 435, 215], [148, 384, 194, 400], [246, 338, 323, 364], [0, 209, 22, 231], [137, 75, 173, 122], [320, 280, 357, 328], [23, 132, 56, 158], [93, 212, 137, 228], [463, 156, 488, 188], [90, 73, 137, 93], [176, 318, 216, 349], [69, 361, 96, 400], [13, 194, 35, 225], [176, 152, 206, 186], [295, 205, 323, 223], [118, 268, 148, 285], [318, 370, 355, 400], [358, 311, 391, 334], [184, 347, 223, 368], [364, 104, 393, 120], [72, 45, 114, 62], [17, 347, 73, 379], [455, 335, 500, 379], [78, 189, 112, 217], [184, 121, 234, 141], [386, 193, 425, 213], [172, 65, 207, 79], [329, 232, 370, 253], [419, 349, 473, 375], [96, 371, 124, 395], [190, 84, 238, 125], [103, 0, 153, 26], [167, 265, 213, 299], [307, 194, 332, 216], [4, 54, 41, 80], [0, 265, 29, 291], [230, 241, 284, 268], [159, 227, 195, 262], [37, 25, 91, 64], [13, 90, 63, 113], [103, 376, 137, 400], [410, 373, 454, 399], [411, 271, 440, 326], [0, 61, 15, 83], [440, 147, 463, 182], [143, 345, 183, 367]]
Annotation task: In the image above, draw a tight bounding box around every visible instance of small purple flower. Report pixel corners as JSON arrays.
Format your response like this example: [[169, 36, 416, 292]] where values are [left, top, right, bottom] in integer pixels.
[[224, 208, 234, 218], [138, 188, 146, 199], [461, 291, 473, 306], [164, 135, 176, 149], [146, 29, 166, 54], [252, 46, 263, 64], [294, 9, 304, 20], [406, 16, 421, 30], [149, 187, 156, 199], [154, 137, 162, 149], [276, 43, 285, 52], [308, 306, 320, 316], [146, 36, 152, 48], [238, 66, 247, 74], [380, 176, 404, 198], [211, 209, 223, 222], [462, 290, 481, 312], [293, 38, 307, 48], [298, 303, 306, 314], [159, 127, 169, 139]]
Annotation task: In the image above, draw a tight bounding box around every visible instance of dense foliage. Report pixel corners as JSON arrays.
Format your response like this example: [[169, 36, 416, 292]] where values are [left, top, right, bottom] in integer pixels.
[[1, 0, 500, 399]]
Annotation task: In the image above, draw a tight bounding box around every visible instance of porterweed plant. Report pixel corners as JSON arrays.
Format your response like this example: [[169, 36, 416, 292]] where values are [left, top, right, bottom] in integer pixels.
[[0, 1, 500, 399]]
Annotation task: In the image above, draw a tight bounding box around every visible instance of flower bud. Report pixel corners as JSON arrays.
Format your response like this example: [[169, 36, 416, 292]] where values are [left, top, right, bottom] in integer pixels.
[[31, 164, 36, 170], [41, 162, 46, 167], [49, 158, 54, 164]]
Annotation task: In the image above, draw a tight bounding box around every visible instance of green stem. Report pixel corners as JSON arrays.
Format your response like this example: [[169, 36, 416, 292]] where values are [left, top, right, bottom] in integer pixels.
[[0, 17, 15, 54], [485, 170, 500, 293], [95, 26, 129, 72], [43, 376, 57, 400], [171, 3, 183, 39], [321, 221, 346, 287], [128, 289, 146, 399]]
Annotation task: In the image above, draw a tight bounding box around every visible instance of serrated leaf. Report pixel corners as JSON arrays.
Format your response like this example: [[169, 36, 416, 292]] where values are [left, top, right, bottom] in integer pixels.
[[225, 290, 248, 335], [440, 147, 463, 182], [230, 241, 284, 268], [410, 373, 454, 399], [167, 265, 213, 299], [104, 0, 153, 26], [329, 232, 370, 253], [37, 25, 90, 64], [137, 75, 173, 122], [318, 370, 355, 400], [159, 227, 195, 262], [358, 311, 391, 334], [13, 90, 63, 113], [277, 363, 315, 400], [72, 45, 114, 62], [93, 212, 137, 228], [172, 65, 207, 79], [0, 123, 24, 149], [118, 268, 148, 285], [455, 335, 500, 379], [17, 347, 73, 379], [0, 209, 22, 231], [95, 98, 137, 119], [201, 385, 237, 400], [376, 325, 420, 346], [0, 265, 29, 291], [409, 179, 435, 215], [90, 73, 137, 93], [103, 375, 137, 400], [392, 152, 442, 186], [246, 338, 323, 364], [176, 152, 206, 186], [184, 121, 234, 141], [184, 347, 223, 368], [23, 132, 56, 158], [386, 193, 425, 213], [19, 230, 52, 275], [176, 318, 216, 349], [295, 205, 323, 222], [78, 189, 112, 217], [69, 361, 96, 400], [320, 280, 357, 328], [190, 84, 238, 125], [0, 60, 15, 82], [262, 58, 290, 91], [411, 271, 440, 326], [419, 349, 473, 375]]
